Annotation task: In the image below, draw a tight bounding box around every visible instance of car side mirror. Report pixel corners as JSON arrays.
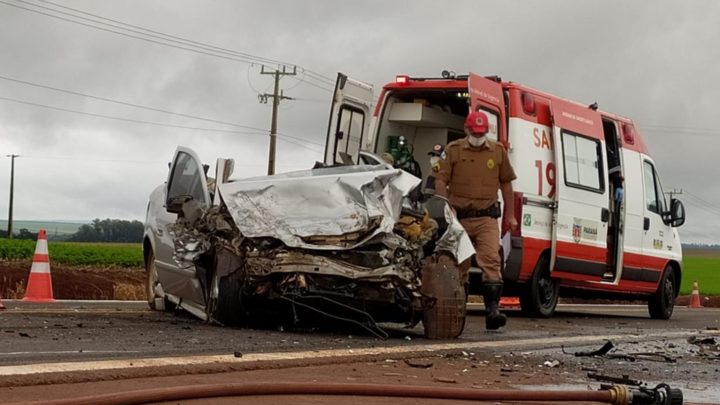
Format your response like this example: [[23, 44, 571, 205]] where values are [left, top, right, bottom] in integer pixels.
[[668, 198, 685, 227], [166, 194, 193, 214]]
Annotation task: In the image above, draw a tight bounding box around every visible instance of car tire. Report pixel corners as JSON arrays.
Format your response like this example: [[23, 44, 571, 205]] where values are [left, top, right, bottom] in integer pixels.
[[422, 261, 466, 339], [648, 266, 676, 320], [211, 269, 245, 325], [145, 250, 174, 311], [520, 255, 559, 318]]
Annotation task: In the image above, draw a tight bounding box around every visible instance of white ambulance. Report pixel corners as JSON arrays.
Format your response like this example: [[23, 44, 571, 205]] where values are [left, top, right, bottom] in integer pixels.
[[323, 72, 687, 319]]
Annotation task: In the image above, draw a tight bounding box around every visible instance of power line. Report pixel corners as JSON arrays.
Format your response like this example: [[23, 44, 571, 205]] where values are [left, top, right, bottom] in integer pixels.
[[0, 74, 325, 147], [0, 95, 322, 152], [1, 0, 335, 91]]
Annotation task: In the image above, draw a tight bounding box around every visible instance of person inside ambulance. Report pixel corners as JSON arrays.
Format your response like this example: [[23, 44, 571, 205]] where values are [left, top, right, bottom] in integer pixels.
[[434, 111, 517, 331], [422, 143, 445, 198]]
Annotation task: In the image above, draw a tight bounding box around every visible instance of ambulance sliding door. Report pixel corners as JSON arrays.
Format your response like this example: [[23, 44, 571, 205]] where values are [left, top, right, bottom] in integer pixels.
[[550, 100, 610, 280], [324, 73, 374, 166]]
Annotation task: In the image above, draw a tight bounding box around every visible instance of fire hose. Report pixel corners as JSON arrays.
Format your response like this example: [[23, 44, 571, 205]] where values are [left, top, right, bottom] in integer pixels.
[[8, 382, 682, 405]]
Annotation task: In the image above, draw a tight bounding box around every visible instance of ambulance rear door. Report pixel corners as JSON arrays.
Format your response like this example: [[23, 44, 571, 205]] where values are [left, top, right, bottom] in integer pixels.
[[467, 73, 506, 142], [550, 100, 610, 280], [324, 73, 374, 166]]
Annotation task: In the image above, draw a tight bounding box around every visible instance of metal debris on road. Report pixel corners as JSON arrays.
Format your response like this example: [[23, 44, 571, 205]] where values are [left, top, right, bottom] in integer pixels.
[[404, 359, 433, 369], [587, 373, 643, 386]]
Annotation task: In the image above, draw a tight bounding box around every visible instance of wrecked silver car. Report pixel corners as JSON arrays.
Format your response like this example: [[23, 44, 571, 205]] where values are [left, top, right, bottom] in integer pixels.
[[143, 147, 474, 338]]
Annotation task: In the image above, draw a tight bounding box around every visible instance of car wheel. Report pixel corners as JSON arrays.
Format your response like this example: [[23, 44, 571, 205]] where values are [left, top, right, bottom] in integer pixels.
[[145, 250, 173, 311], [648, 266, 675, 320], [422, 261, 466, 339], [211, 269, 245, 325], [520, 256, 559, 318]]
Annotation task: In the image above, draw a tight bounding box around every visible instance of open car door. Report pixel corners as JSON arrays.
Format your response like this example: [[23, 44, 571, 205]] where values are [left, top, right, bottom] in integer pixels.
[[549, 100, 610, 281], [159, 146, 211, 314], [324, 73, 374, 166]]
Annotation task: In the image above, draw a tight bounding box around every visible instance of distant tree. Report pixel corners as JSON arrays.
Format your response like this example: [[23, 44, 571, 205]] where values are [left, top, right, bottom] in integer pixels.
[[17, 228, 37, 240], [69, 219, 143, 243]]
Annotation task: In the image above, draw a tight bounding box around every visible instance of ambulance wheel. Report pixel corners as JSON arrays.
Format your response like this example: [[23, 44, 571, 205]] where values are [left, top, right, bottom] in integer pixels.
[[520, 256, 558, 318], [648, 266, 675, 320]]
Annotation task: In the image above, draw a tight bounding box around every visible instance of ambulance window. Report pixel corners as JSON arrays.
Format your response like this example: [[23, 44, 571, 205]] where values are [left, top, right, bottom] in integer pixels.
[[334, 106, 365, 164], [561, 132, 604, 192], [643, 161, 667, 214]]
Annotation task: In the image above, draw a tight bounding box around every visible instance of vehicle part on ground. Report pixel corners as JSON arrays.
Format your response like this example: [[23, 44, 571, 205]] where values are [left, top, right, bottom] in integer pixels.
[[421, 257, 466, 339], [520, 255, 558, 317], [648, 265, 676, 319], [11, 382, 682, 405]]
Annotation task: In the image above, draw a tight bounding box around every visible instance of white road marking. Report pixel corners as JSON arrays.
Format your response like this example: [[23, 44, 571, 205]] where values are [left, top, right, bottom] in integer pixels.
[[1, 330, 716, 377], [1, 350, 141, 356]]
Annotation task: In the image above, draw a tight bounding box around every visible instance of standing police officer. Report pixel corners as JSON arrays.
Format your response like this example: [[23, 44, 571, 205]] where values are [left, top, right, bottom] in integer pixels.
[[435, 111, 518, 330]]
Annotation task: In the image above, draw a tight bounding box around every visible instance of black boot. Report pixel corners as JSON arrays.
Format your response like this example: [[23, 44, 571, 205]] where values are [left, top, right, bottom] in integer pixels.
[[482, 282, 507, 330]]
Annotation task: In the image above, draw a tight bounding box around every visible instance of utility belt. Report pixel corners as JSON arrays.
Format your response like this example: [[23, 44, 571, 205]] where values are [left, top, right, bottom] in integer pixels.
[[456, 202, 501, 220]]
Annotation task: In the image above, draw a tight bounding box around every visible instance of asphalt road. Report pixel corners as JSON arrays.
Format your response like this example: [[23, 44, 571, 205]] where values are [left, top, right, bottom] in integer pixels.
[[1, 301, 719, 404], [1, 300, 718, 366]]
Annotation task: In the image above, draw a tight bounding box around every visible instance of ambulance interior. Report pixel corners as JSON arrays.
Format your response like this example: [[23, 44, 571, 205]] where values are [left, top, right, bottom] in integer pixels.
[[373, 88, 472, 180]]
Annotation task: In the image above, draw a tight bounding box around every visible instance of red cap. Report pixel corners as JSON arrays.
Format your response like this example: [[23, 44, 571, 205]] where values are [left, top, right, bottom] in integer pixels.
[[465, 111, 489, 135]]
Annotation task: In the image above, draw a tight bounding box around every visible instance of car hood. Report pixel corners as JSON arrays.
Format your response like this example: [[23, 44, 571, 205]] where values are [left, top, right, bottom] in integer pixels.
[[217, 165, 421, 250]]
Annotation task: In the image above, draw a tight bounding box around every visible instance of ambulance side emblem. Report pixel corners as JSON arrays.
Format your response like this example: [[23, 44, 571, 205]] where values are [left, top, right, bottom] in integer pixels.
[[572, 222, 582, 243], [487, 159, 495, 169]]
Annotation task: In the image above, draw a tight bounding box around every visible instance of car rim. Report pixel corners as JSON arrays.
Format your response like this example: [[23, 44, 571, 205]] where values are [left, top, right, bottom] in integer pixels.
[[147, 263, 158, 301]]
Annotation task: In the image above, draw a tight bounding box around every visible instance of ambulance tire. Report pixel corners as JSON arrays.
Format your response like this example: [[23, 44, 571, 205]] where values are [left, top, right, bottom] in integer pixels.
[[520, 256, 559, 318], [648, 266, 675, 320]]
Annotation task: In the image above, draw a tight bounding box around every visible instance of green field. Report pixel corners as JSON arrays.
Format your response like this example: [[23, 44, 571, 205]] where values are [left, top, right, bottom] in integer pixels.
[[0, 238, 143, 267], [0, 237, 718, 294], [680, 249, 720, 295]]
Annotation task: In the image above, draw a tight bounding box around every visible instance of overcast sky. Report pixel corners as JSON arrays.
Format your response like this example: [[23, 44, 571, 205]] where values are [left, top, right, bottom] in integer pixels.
[[0, 0, 719, 244]]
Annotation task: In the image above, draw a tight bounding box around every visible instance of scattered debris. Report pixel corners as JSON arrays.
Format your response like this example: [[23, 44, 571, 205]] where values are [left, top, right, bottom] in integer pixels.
[[572, 340, 614, 357], [404, 359, 433, 369], [233, 351, 242, 358], [433, 377, 458, 384], [587, 373, 643, 386], [569, 340, 677, 363], [543, 360, 560, 368]]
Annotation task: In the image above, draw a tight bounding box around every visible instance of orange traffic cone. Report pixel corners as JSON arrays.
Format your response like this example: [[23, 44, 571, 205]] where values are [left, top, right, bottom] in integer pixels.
[[23, 229, 55, 302], [689, 280, 702, 308]]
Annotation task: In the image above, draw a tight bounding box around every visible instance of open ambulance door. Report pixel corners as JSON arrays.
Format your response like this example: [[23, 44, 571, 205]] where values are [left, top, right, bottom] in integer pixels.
[[468, 73, 511, 264], [549, 100, 611, 281], [324, 73, 374, 166], [468, 73, 506, 143]]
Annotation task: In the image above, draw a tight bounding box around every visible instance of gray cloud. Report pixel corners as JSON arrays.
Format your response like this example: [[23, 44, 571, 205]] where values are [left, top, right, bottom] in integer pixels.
[[0, 0, 718, 243]]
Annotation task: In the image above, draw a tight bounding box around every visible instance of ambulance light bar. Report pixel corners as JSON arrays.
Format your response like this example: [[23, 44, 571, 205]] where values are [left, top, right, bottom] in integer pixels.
[[395, 75, 410, 85], [521, 92, 536, 115]]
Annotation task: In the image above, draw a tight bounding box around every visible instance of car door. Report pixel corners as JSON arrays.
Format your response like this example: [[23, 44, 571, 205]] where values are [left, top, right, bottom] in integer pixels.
[[155, 146, 211, 307], [549, 99, 610, 280], [324, 73, 374, 166]]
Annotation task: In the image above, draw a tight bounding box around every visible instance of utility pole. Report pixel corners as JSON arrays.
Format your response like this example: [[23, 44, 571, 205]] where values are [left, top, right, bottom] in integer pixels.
[[6, 154, 19, 239], [259, 65, 296, 175], [665, 189, 683, 201]]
